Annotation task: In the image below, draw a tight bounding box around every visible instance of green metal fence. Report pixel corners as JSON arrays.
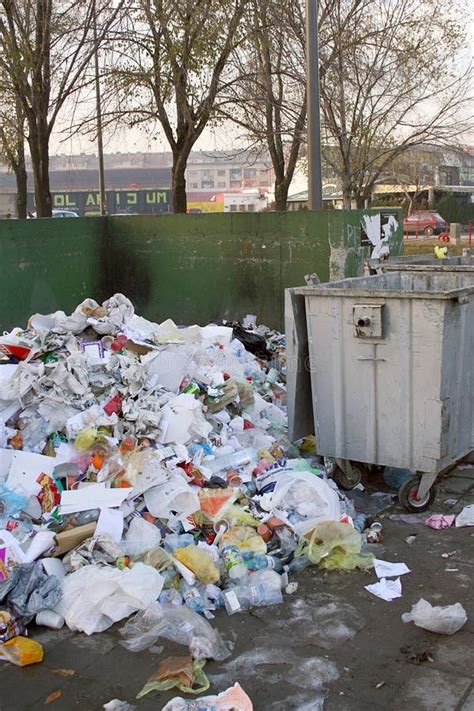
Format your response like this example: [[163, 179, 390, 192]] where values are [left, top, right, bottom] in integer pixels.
[[0, 209, 403, 331]]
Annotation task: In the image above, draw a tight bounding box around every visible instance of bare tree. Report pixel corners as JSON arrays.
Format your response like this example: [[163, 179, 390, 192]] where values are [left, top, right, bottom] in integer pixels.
[[221, 0, 376, 210], [103, 0, 249, 213], [0, 89, 27, 217], [320, 0, 472, 208], [0, 0, 123, 217], [387, 147, 440, 214], [219, 0, 307, 211]]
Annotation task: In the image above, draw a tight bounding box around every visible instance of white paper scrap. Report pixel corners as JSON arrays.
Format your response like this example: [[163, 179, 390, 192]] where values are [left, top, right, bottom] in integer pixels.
[[6, 450, 57, 496], [94, 508, 124, 543], [374, 559, 411, 579], [365, 577, 402, 601], [59, 483, 132, 514], [23, 530, 56, 563]]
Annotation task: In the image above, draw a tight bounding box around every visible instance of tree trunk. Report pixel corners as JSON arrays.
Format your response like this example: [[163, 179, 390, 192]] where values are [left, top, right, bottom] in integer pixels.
[[355, 194, 365, 209], [172, 153, 188, 214], [15, 164, 27, 219], [342, 187, 352, 209], [14, 133, 27, 219], [274, 180, 289, 211], [28, 125, 52, 217]]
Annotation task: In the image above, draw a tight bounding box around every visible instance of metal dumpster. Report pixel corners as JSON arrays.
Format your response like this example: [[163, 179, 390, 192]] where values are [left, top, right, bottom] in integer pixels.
[[287, 271, 474, 511], [383, 253, 474, 275]]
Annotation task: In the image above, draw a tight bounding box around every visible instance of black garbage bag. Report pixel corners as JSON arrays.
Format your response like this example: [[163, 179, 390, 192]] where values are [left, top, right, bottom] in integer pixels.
[[231, 324, 272, 360]]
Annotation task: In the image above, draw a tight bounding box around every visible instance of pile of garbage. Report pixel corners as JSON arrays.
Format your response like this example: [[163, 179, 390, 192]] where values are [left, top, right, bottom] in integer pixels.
[[0, 295, 372, 686]]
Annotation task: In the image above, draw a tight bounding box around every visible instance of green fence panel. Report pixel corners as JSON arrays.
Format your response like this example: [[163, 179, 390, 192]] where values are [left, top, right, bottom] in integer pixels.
[[0, 217, 107, 332], [0, 208, 403, 332], [106, 212, 334, 328]]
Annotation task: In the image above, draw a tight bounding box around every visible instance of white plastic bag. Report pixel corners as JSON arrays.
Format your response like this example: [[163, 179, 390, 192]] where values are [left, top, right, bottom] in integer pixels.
[[121, 517, 162, 558], [55, 563, 164, 635], [144, 473, 199, 520], [402, 598, 467, 635], [455, 504, 474, 527], [257, 464, 341, 535]]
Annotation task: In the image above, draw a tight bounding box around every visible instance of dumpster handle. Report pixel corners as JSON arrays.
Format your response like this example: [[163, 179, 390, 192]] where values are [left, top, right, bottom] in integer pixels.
[[356, 356, 386, 362]]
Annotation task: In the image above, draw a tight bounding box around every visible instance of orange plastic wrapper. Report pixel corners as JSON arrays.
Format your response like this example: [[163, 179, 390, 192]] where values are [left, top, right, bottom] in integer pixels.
[[161, 682, 253, 710], [0, 636, 44, 666], [157, 655, 193, 685], [198, 488, 236, 520]]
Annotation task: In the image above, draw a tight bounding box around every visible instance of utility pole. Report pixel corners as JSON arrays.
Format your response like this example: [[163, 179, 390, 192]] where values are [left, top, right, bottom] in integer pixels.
[[306, 0, 322, 210], [93, 0, 107, 215]]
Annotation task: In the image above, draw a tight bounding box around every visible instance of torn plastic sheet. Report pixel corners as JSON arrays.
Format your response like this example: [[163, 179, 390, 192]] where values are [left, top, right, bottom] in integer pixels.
[[120, 602, 234, 660], [0, 561, 62, 618]]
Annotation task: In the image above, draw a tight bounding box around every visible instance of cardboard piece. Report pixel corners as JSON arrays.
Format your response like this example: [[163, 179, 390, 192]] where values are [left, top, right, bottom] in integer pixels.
[[52, 523, 97, 557]]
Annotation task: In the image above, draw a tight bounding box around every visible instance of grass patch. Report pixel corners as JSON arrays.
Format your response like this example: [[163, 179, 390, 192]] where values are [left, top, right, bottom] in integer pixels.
[[402, 239, 465, 256]]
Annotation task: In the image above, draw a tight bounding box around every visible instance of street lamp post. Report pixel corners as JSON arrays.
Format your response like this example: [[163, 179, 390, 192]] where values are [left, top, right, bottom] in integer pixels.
[[306, 0, 322, 210]]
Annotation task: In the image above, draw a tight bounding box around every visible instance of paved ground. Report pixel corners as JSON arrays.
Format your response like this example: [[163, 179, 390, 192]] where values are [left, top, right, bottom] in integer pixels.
[[1, 468, 473, 711]]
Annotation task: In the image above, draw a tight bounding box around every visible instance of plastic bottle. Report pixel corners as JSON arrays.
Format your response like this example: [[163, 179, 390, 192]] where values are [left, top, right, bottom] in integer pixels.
[[240, 480, 257, 498], [75, 509, 100, 525], [203, 448, 257, 475], [221, 545, 248, 580], [180, 581, 205, 613], [353, 513, 367, 533], [273, 526, 298, 556], [243, 553, 283, 572], [285, 555, 311, 574], [222, 569, 283, 615]]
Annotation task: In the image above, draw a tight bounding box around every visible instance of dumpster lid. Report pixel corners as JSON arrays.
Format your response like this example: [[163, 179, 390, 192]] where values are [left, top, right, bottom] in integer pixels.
[[384, 264, 474, 273], [293, 271, 474, 299]]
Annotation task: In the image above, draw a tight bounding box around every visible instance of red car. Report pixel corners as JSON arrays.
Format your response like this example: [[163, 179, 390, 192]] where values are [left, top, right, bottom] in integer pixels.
[[403, 210, 447, 237]]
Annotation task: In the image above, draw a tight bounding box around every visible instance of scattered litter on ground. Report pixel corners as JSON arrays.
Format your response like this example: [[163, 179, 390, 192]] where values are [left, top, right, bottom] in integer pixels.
[[103, 701, 136, 711], [161, 682, 253, 710], [389, 513, 426, 524], [0, 293, 471, 704], [373, 559, 411, 578], [401, 598, 468, 634], [425, 514, 455, 529], [365, 577, 402, 602], [455, 504, 474, 527], [400, 645, 434, 665], [44, 690, 63, 704]]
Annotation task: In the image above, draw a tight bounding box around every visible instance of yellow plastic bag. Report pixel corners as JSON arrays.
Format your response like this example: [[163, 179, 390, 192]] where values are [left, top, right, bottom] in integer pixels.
[[220, 526, 267, 554], [224, 505, 260, 528], [174, 546, 220, 584], [297, 521, 374, 571], [136, 657, 209, 699], [74, 428, 99, 451], [0, 636, 44, 666]]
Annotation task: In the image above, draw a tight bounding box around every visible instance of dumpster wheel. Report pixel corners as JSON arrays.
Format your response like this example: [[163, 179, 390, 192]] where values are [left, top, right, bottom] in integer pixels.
[[332, 462, 363, 491], [398, 475, 435, 512]]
